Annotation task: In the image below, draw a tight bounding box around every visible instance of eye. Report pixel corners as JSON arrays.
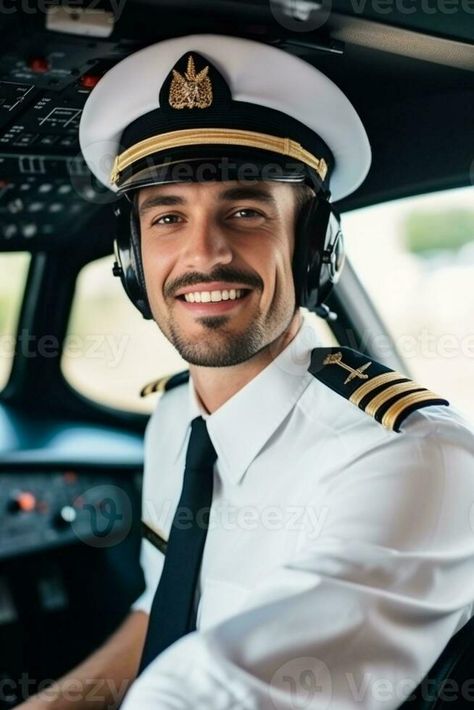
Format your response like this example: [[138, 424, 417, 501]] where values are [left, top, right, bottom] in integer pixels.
[[231, 209, 264, 219], [152, 214, 183, 226]]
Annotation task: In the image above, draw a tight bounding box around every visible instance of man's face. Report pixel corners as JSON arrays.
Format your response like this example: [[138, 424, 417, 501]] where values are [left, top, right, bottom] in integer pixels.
[[137, 179, 299, 367]]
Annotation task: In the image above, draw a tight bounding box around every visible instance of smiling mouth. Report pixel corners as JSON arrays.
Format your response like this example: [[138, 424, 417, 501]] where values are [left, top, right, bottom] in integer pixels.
[[175, 288, 252, 303]]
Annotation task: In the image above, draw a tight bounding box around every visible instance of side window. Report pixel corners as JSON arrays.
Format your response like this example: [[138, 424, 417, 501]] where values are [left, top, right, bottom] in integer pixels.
[[0, 253, 30, 391], [343, 186, 474, 421], [62, 256, 336, 413], [62, 255, 188, 413]]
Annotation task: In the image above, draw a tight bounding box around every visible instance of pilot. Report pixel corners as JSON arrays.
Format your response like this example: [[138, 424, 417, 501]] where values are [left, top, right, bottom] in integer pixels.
[[74, 34, 474, 710]]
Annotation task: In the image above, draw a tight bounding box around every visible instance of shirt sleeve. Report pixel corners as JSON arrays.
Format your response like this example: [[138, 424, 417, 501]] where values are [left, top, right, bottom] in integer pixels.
[[130, 537, 164, 615], [129, 405, 166, 616], [122, 408, 474, 710]]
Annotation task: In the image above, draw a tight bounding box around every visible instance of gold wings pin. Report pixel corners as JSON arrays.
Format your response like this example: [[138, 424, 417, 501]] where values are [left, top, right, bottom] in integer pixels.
[[169, 55, 213, 109]]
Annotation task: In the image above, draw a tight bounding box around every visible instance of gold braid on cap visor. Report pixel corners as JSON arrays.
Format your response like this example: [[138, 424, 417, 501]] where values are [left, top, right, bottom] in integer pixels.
[[110, 128, 329, 186]]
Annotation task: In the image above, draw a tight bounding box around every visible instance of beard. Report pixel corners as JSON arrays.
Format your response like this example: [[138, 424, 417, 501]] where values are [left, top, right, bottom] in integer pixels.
[[167, 308, 267, 367], [156, 296, 295, 367]]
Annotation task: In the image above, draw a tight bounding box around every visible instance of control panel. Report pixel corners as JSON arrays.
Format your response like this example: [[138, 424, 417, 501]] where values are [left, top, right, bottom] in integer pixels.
[[0, 175, 95, 243], [0, 24, 139, 248], [0, 470, 137, 559]]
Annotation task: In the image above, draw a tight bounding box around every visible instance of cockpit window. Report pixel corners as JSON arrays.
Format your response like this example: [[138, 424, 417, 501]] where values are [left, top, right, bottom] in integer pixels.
[[0, 252, 30, 391], [343, 186, 474, 421], [62, 254, 187, 413]]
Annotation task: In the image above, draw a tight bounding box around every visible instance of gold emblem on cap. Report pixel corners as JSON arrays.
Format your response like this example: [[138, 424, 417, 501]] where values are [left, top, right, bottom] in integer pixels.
[[169, 55, 213, 109], [323, 351, 372, 384]]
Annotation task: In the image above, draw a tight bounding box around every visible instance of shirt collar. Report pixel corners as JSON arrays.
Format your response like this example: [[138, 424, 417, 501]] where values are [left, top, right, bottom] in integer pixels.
[[181, 313, 321, 486]]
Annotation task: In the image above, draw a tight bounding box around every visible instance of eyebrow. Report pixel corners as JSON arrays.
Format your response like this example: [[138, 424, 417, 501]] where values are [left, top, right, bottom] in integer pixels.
[[138, 186, 277, 216], [138, 194, 184, 215], [219, 186, 277, 205]]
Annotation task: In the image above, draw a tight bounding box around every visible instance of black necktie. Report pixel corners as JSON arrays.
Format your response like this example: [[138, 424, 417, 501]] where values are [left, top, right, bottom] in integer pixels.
[[138, 416, 217, 673]]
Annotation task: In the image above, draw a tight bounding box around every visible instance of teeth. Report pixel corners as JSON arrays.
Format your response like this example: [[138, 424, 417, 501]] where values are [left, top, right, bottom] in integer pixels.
[[183, 289, 245, 303]]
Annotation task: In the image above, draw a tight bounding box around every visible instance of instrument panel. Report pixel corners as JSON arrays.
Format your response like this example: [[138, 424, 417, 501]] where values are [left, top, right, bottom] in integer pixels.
[[0, 26, 137, 249], [0, 465, 144, 706], [0, 469, 139, 560]]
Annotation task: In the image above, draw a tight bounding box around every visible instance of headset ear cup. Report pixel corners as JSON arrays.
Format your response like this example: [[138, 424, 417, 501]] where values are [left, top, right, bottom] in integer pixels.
[[316, 212, 344, 306], [292, 203, 312, 309], [129, 210, 153, 319], [292, 196, 345, 312], [292, 197, 328, 310], [113, 198, 153, 319]]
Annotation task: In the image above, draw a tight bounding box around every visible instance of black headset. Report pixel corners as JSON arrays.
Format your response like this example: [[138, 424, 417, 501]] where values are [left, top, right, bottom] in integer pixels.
[[112, 183, 344, 320], [112, 199, 153, 319]]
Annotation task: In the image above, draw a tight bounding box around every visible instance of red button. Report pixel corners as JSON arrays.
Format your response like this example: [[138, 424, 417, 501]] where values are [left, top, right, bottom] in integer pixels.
[[27, 57, 50, 73], [16, 492, 36, 512], [80, 74, 101, 89]]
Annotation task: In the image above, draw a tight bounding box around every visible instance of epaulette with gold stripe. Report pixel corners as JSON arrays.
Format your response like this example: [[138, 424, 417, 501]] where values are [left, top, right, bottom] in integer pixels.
[[140, 369, 190, 398], [308, 347, 449, 432]]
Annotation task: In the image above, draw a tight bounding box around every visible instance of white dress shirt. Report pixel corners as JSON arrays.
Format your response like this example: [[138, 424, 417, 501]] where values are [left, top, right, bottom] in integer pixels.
[[124, 312, 474, 710]]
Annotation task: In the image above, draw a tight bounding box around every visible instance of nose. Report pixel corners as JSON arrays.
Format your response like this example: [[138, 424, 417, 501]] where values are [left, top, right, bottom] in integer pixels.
[[182, 213, 233, 270]]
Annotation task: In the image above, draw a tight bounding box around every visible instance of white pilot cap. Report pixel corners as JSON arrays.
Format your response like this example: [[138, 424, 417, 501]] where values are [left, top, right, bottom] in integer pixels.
[[79, 33, 371, 201]]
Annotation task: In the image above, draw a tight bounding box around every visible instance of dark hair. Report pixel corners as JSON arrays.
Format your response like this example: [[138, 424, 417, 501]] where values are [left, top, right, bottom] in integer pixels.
[[292, 182, 315, 221]]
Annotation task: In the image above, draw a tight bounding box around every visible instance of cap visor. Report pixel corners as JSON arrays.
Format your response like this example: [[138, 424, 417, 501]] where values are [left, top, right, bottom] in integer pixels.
[[116, 147, 313, 193]]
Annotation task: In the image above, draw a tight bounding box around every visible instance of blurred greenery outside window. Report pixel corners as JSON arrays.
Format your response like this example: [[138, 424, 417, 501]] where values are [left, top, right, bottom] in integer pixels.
[[343, 185, 474, 422], [63, 257, 335, 414], [0, 253, 30, 390]]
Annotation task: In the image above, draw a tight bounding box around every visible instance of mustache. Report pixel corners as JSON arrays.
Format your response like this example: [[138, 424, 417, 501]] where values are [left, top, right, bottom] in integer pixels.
[[166, 267, 263, 297]]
